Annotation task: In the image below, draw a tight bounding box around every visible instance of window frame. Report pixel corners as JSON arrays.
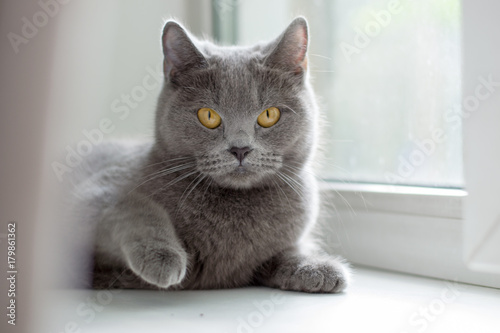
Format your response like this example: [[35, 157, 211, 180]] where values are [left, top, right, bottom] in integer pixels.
[[319, 183, 499, 289], [462, 0, 500, 277]]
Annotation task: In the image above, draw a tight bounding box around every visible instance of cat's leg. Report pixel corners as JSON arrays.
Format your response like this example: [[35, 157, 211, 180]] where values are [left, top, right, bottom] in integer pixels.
[[255, 245, 350, 293], [98, 193, 188, 289]]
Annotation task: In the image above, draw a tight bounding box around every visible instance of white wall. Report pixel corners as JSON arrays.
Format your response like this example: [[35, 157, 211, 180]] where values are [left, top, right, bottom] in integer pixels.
[[45, 0, 212, 147]]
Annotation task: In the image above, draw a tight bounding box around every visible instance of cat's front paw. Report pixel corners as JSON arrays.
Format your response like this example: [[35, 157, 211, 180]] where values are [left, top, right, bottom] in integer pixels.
[[269, 256, 350, 293], [122, 242, 187, 289]]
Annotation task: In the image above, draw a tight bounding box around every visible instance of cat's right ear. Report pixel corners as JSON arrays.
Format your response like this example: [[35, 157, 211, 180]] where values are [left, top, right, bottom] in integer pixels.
[[162, 21, 208, 79]]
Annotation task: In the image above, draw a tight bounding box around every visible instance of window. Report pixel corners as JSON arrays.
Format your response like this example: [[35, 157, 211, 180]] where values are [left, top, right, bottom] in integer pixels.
[[215, 0, 500, 288], [225, 0, 463, 188]]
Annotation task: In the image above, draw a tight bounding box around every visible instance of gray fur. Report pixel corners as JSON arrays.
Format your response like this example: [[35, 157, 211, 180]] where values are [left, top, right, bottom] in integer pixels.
[[72, 17, 350, 293]]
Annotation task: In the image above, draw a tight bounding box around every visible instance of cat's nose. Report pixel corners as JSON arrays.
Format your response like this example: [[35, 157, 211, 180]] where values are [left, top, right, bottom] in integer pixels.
[[229, 146, 252, 164]]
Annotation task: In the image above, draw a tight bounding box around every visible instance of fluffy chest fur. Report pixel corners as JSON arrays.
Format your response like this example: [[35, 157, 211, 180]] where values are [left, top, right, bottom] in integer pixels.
[[143, 163, 314, 289]]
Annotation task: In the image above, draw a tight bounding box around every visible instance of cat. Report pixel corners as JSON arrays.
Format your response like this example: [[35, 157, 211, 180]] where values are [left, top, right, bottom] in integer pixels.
[[71, 16, 350, 293]]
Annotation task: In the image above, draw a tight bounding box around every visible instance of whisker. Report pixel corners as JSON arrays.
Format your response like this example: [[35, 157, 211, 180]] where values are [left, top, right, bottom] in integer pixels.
[[175, 173, 205, 217], [284, 162, 357, 216], [268, 176, 285, 207], [283, 162, 353, 247], [139, 156, 193, 172], [330, 186, 356, 217], [276, 172, 304, 202], [144, 169, 199, 199], [128, 162, 196, 194], [202, 177, 213, 198], [141, 162, 196, 181], [270, 176, 292, 209], [281, 165, 306, 181], [278, 171, 306, 199], [139, 163, 194, 182], [309, 53, 333, 60]]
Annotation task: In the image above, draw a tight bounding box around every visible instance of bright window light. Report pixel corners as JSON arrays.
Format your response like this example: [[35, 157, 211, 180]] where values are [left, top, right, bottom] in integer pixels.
[[234, 0, 463, 188]]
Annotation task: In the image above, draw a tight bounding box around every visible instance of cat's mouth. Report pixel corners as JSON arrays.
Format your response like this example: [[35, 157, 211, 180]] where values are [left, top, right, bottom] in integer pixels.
[[209, 163, 280, 189], [234, 165, 249, 174], [226, 165, 254, 179], [196, 153, 283, 189]]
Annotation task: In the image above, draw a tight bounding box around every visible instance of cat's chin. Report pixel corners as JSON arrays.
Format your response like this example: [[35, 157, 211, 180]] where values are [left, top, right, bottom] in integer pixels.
[[209, 169, 273, 190]]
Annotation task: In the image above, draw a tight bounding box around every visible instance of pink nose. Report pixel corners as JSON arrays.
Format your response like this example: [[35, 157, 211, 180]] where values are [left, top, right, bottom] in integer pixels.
[[229, 147, 252, 164]]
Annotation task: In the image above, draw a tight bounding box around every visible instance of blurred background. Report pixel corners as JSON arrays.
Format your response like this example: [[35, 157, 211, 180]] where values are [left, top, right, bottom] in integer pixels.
[[2, 1, 500, 333], [32, 0, 463, 188]]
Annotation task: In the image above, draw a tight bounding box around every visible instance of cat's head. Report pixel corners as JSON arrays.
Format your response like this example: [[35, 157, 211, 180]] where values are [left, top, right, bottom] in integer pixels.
[[155, 17, 318, 189]]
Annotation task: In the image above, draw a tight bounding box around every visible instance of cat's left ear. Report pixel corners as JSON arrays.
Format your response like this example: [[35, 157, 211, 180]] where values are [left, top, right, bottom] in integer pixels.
[[162, 21, 208, 79], [264, 17, 309, 74]]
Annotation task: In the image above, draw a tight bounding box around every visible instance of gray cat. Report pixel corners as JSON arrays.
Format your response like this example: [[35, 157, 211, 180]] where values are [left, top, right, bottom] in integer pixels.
[[71, 17, 350, 293]]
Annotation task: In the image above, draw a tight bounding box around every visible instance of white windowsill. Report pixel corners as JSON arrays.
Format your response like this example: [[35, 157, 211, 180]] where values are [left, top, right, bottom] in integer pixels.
[[318, 181, 500, 289], [40, 266, 500, 333], [320, 182, 467, 197], [319, 181, 466, 219]]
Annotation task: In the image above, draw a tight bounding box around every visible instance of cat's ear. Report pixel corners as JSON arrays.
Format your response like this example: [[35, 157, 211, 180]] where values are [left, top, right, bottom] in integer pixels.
[[264, 17, 309, 74], [162, 21, 208, 79]]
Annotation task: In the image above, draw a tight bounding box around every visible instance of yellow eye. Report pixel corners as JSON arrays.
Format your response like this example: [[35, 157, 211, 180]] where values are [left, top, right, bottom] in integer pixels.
[[257, 107, 281, 128], [197, 108, 221, 129]]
